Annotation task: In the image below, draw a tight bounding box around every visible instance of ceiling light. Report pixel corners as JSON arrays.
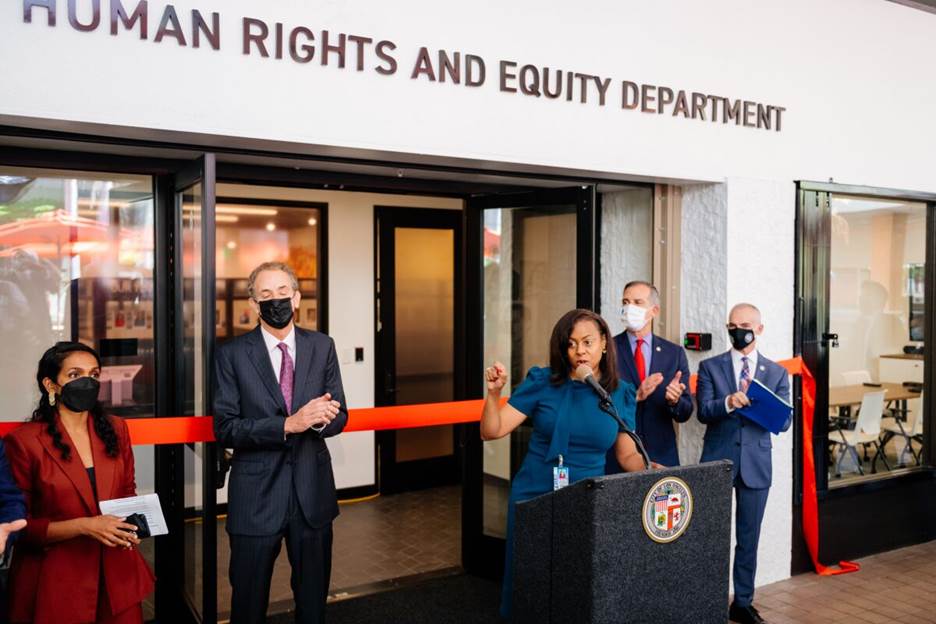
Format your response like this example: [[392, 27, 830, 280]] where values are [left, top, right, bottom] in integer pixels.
[[226, 241, 237, 250], [308, 217, 317, 226], [266, 222, 276, 232], [215, 215, 239, 223], [216, 205, 279, 216]]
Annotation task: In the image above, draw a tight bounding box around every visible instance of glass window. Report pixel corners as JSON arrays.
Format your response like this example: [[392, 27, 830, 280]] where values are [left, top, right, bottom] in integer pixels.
[[0, 167, 155, 421], [828, 195, 926, 485], [482, 205, 577, 538], [211, 197, 322, 343]]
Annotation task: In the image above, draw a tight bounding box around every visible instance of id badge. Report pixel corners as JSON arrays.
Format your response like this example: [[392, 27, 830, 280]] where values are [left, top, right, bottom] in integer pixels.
[[553, 454, 570, 491]]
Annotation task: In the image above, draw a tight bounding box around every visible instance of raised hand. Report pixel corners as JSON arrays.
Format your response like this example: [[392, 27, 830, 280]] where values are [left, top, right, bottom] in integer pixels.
[[664, 371, 686, 405], [485, 362, 508, 395], [636, 373, 664, 401]]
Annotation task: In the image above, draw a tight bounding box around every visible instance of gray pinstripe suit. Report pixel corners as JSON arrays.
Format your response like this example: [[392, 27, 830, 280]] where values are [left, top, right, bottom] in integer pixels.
[[214, 325, 348, 624]]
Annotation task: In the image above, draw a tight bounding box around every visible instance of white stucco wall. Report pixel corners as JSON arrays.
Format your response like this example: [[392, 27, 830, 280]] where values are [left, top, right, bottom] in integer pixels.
[[678, 178, 796, 590], [600, 188, 655, 334], [2, 1, 935, 194]]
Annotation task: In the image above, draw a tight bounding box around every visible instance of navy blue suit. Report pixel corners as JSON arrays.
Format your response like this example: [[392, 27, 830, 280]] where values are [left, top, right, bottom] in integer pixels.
[[214, 325, 348, 624], [0, 440, 26, 556], [606, 332, 692, 472], [697, 350, 790, 608], [0, 439, 26, 619]]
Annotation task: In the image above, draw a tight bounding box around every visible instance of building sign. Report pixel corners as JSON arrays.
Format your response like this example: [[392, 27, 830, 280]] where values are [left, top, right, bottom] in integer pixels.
[[22, 0, 787, 132]]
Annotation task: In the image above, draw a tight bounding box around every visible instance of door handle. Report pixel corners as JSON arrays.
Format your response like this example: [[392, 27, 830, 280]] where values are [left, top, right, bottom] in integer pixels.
[[821, 333, 839, 348], [384, 371, 398, 395]]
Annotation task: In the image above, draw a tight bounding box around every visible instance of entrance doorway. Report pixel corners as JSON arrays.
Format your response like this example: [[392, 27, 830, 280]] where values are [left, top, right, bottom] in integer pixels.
[[375, 206, 463, 494], [0, 131, 658, 622]]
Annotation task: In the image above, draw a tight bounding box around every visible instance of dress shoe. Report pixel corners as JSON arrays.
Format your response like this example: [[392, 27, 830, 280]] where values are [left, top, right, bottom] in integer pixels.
[[729, 602, 766, 624]]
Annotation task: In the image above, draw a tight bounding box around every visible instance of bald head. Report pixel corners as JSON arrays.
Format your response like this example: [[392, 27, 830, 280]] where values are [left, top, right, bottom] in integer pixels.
[[729, 303, 762, 326]]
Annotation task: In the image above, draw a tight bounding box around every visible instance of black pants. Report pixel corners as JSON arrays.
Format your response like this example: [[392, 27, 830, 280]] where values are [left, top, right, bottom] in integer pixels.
[[228, 490, 333, 624]]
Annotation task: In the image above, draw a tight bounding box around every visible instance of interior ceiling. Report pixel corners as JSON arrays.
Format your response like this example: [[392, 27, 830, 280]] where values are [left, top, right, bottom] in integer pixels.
[[0, 133, 645, 194]]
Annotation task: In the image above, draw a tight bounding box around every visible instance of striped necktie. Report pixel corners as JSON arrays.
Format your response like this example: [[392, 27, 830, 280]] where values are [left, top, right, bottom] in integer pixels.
[[739, 356, 751, 392]]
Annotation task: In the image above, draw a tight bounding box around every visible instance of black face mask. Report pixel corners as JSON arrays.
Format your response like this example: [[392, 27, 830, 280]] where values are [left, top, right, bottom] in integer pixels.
[[258, 297, 295, 329], [728, 327, 756, 351], [60, 377, 100, 413]]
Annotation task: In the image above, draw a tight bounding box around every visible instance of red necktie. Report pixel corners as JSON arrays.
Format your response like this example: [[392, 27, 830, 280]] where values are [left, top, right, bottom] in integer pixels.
[[634, 338, 646, 383]]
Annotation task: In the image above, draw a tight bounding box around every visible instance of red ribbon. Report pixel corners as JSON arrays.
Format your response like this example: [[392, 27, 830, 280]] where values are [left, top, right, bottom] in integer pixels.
[[0, 361, 855, 575], [779, 356, 860, 575]]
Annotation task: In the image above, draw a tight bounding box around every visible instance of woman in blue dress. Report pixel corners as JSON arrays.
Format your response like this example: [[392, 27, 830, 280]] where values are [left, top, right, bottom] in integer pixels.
[[480, 308, 646, 620]]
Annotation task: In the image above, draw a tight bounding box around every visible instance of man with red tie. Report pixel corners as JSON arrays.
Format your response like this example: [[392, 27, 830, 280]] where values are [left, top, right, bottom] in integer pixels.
[[606, 281, 692, 472]]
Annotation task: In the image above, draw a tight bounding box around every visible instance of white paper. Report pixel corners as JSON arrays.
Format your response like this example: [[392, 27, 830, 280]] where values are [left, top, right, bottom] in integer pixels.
[[98, 493, 168, 537]]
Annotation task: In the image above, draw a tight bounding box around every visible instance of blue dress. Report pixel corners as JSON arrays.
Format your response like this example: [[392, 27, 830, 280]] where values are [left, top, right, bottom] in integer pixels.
[[500, 367, 636, 618]]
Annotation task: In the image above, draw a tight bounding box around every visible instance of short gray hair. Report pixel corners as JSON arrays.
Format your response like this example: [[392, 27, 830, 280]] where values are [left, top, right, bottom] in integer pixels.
[[623, 280, 660, 306], [247, 262, 299, 300]]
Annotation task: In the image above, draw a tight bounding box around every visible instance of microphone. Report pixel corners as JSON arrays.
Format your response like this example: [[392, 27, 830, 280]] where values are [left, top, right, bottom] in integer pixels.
[[575, 364, 652, 470], [574, 364, 610, 403]]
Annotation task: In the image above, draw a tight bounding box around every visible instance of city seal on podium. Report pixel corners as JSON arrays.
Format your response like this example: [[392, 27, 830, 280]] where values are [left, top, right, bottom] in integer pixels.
[[642, 476, 693, 543]]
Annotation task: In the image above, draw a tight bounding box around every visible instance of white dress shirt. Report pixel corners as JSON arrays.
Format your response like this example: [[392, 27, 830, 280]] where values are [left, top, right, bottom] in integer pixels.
[[261, 325, 326, 433], [726, 348, 759, 413], [260, 325, 296, 383]]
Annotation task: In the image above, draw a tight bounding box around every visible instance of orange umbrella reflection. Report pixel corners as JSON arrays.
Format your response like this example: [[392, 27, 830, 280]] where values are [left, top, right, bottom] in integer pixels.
[[0, 209, 110, 258]]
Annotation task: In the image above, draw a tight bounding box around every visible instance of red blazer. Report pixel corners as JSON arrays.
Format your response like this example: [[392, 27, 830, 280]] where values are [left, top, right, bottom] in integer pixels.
[[4, 416, 155, 623]]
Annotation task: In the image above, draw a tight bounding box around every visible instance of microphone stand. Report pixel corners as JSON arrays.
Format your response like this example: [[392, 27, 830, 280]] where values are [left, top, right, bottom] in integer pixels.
[[598, 398, 652, 470]]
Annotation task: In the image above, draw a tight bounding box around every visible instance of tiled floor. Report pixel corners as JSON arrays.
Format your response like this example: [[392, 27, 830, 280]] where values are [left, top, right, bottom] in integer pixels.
[[212, 485, 462, 620], [328, 485, 462, 594], [753, 540, 936, 624]]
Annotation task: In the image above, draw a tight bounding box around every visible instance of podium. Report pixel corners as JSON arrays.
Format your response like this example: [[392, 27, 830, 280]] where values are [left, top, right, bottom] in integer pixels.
[[513, 460, 734, 624]]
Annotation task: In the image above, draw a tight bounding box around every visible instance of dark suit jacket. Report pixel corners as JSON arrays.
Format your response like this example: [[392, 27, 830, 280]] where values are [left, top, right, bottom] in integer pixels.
[[606, 332, 692, 471], [4, 417, 155, 624], [697, 350, 791, 489], [213, 326, 348, 536], [0, 440, 26, 547]]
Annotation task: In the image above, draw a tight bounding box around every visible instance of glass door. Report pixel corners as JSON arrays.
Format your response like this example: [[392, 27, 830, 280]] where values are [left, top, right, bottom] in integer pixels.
[[175, 156, 219, 623], [463, 187, 594, 578], [374, 207, 463, 495]]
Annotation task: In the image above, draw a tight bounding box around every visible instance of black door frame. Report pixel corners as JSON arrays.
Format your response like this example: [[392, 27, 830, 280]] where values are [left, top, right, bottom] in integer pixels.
[[374, 206, 465, 494], [173, 155, 219, 624], [0, 132, 650, 614], [793, 180, 936, 571], [460, 186, 597, 579]]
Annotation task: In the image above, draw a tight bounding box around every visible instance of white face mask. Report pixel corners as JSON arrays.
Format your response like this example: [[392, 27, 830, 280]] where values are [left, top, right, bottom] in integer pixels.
[[622, 304, 649, 332]]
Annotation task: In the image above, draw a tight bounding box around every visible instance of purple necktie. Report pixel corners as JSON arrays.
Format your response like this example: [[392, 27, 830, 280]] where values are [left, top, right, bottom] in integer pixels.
[[277, 342, 295, 412]]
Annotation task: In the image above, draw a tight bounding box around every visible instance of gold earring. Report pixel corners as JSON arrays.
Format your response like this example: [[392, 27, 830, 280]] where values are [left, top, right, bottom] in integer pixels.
[[49, 390, 56, 406]]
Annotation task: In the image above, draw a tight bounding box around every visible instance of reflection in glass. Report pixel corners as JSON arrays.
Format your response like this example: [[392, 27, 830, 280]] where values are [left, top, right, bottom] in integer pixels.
[[211, 199, 321, 343], [828, 195, 926, 485], [0, 167, 155, 422], [481, 207, 577, 537], [180, 183, 205, 617]]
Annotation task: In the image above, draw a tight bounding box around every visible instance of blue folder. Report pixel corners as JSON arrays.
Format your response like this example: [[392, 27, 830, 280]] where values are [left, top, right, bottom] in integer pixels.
[[737, 378, 793, 434]]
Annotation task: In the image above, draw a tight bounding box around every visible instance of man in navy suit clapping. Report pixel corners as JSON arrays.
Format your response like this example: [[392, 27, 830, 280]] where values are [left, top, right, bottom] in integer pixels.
[[214, 262, 348, 624], [697, 303, 791, 624], [606, 281, 692, 473]]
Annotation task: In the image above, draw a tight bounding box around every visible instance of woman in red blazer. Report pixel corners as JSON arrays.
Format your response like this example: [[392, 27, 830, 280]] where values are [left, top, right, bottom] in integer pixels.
[[5, 342, 155, 624]]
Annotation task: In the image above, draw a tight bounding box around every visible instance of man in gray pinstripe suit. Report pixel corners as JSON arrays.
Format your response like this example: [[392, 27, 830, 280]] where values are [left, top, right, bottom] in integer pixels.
[[214, 261, 348, 624]]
